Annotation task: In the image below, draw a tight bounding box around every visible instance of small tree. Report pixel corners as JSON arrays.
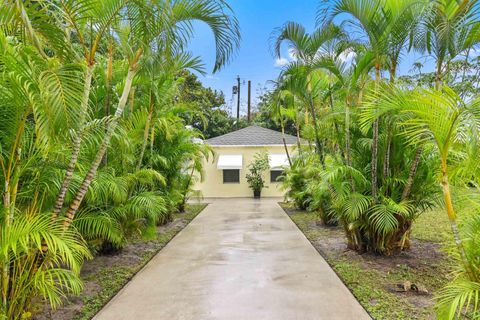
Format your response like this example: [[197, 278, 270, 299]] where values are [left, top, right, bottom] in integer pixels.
[[246, 152, 270, 198]]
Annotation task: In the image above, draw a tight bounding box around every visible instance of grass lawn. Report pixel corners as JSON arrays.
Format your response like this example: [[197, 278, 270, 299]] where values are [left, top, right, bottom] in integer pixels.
[[281, 204, 454, 320], [35, 204, 207, 320]]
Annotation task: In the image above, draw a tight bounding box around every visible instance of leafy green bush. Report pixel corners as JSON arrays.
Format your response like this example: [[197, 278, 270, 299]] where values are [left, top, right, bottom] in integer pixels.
[[280, 153, 315, 210], [245, 151, 270, 194]]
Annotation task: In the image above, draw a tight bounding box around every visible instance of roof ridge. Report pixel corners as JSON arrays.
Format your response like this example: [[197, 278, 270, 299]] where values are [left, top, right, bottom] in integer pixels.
[[205, 125, 298, 146]]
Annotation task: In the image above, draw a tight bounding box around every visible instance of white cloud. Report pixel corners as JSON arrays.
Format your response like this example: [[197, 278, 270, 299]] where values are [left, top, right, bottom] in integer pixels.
[[274, 57, 289, 67], [288, 48, 298, 61], [206, 74, 220, 80]]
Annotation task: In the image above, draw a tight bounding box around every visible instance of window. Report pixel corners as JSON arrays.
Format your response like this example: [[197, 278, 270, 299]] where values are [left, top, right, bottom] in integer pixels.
[[270, 170, 284, 183], [223, 169, 240, 183]]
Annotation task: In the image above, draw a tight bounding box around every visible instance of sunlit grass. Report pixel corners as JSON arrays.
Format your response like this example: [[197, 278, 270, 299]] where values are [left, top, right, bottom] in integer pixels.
[[412, 208, 453, 243]]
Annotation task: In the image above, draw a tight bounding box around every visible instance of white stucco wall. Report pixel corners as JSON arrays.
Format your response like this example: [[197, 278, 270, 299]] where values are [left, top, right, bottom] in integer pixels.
[[193, 145, 295, 198]]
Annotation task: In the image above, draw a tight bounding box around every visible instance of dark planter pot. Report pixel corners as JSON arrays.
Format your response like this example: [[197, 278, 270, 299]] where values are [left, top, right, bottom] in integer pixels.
[[253, 190, 261, 198]]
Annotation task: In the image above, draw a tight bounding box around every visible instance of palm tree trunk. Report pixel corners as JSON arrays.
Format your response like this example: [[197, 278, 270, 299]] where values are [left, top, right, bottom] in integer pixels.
[[371, 118, 379, 198], [53, 64, 94, 219], [180, 166, 196, 212], [105, 41, 113, 118], [1, 174, 19, 308], [136, 92, 154, 170], [328, 87, 345, 162], [401, 147, 422, 200], [440, 159, 475, 280], [136, 111, 152, 170], [345, 104, 352, 167], [2, 183, 11, 225], [293, 99, 302, 155], [385, 58, 397, 179], [309, 99, 325, 167], [2, 182, 11, 307], [383, 128, 392, 179], [435, 59, 443, 89], [103, 40, 114, 166], [63, 66, 137, 229], [295, 119, 302, 154], [280, 119, 292, 166], [344, 103, 356, 193], [371, 63, 381, 199], [389, 58, 397, 84], [348, 88, 365, 193], [304, 107, 315, 152], [129, 86, 136, 114]]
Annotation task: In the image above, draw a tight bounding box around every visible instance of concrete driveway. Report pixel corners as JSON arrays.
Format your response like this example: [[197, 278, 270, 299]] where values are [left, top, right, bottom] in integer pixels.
[[94, 198, 371, 320]]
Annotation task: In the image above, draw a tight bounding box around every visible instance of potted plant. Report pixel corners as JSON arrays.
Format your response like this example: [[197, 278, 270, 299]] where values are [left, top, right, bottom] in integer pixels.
[[246, 152, 270, 198]]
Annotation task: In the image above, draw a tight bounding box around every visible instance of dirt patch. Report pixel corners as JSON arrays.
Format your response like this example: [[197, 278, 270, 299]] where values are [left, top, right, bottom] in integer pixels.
[[33, 205, 206, 320], [282, 205, 450, 320]]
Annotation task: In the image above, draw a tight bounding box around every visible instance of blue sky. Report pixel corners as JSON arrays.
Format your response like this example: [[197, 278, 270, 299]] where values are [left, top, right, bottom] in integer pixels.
[[187, 0, 433, 116]]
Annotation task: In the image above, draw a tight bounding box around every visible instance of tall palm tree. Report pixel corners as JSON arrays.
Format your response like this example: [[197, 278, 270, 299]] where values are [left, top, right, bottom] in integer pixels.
[[2, 0, 139, 219], [0, 32, 91, 319], [280, 63, 327, 164], [377, 86, 480, 279], [319, 0, 423, 199], [62, 0, 240, 229], [401, 0, 480, 207], [267, 88, 294, 165], [272, 21, 350, 165], [135, 52, 205, 170], [415, 0, 480, 89], [42, 0, 129, 218]]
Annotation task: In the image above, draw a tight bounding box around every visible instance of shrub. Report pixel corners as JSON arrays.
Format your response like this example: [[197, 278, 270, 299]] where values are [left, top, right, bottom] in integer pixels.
[[246, 151, 270, 195]]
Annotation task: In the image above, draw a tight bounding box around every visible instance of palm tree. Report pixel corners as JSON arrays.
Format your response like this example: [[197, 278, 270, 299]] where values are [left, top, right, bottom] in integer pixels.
[[135, 52, 205, 170], [401, 0, 480, 203], [12, 0, 132, 219], [378, 86, 479, 278], [62, 0, 240, 229], [415, 0, 480, 89], [267, 88, 295, 165], [0, 31, 91, 319], [272, 21, 349, 165], [436, 204, 480, 319], [148, 120, 211, 211], [1, 215, 90, 319], [319, 0, 424, 199]]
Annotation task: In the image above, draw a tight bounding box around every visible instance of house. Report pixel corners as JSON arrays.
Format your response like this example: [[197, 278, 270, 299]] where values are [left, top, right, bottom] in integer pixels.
[[193, 125, 298, 198]]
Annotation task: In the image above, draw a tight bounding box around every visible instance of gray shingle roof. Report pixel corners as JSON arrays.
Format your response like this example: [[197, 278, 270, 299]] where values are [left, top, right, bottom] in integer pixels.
[[205, 125, 298, 146]]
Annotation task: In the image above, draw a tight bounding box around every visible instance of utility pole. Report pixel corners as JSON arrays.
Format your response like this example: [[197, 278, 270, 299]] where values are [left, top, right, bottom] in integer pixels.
[[247, 80, 251, 122], [236, 75, 241, 121]]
